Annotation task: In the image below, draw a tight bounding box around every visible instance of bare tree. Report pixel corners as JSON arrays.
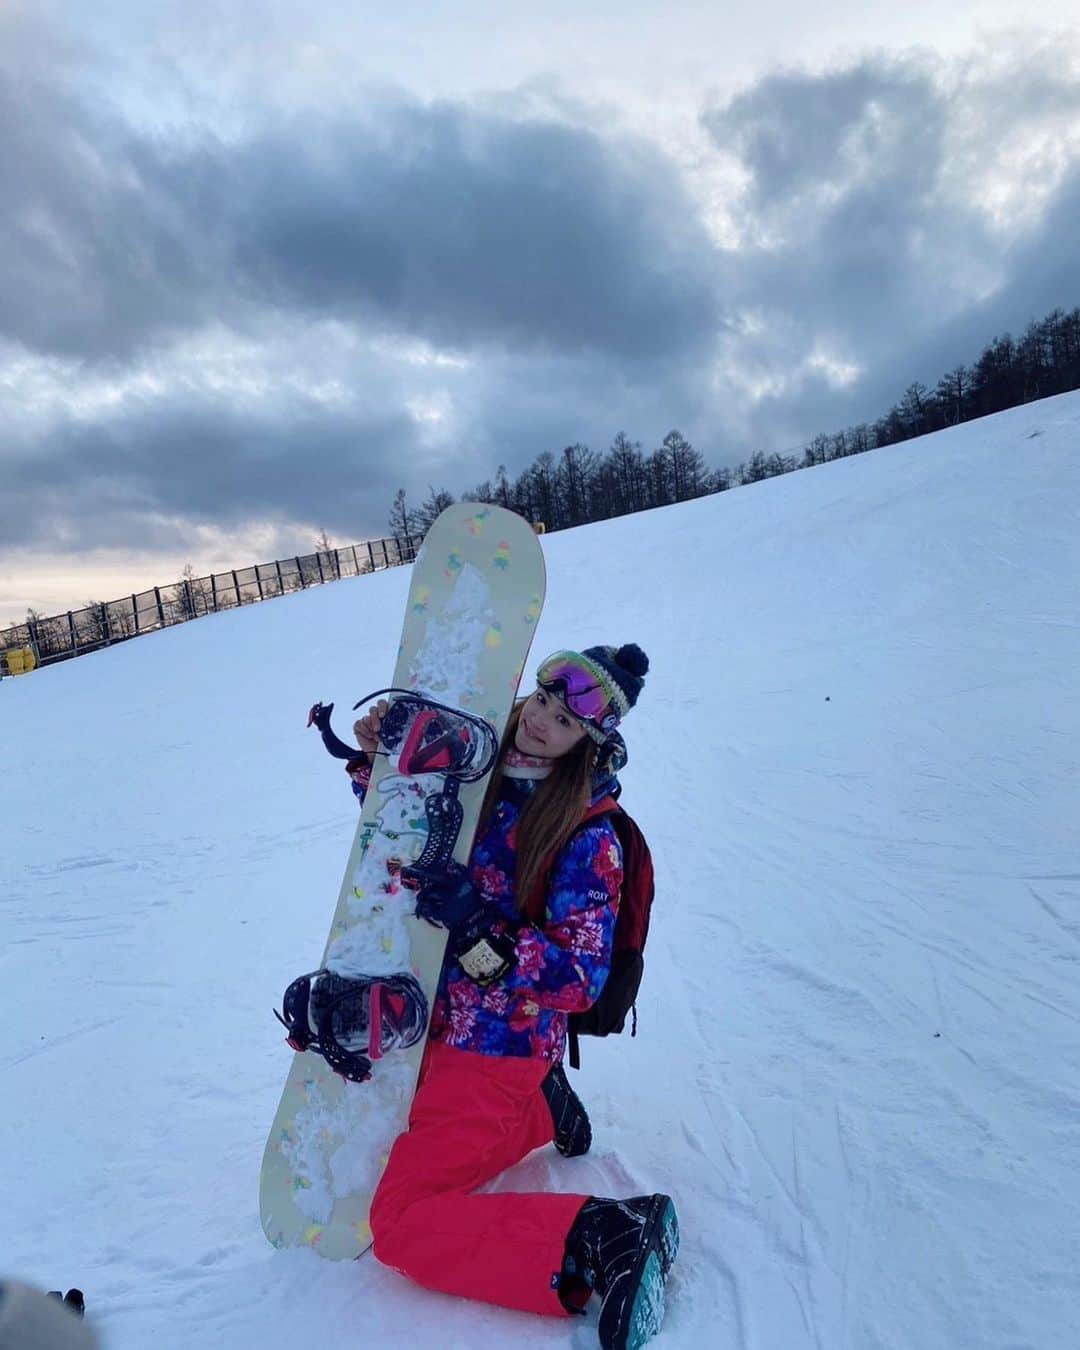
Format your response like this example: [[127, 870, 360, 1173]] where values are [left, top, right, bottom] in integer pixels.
[[897, 382, 930, 437], [78, 600, 111, 645], [388, 489, 412, 540], [314, 528, 341, 580], [935, 368, 968, 426], [605, 432, 646, 516], [660, 430, 708, 500], [495, 465, 512, 510], [527, 452, 560, 530], [558, 443, 596, 526], [411, 487, 456, 536], [710, 465, 733, 493], [645, 448, 672, 507]]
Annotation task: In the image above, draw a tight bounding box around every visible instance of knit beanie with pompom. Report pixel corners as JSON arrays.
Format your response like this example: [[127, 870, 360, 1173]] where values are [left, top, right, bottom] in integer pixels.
[[581, 643, 649, 724]]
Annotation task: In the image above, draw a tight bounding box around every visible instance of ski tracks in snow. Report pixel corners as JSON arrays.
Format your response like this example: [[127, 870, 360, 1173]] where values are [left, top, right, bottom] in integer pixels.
[[1, 1014, 127, 1071], [719, 1091, 860, 1350]]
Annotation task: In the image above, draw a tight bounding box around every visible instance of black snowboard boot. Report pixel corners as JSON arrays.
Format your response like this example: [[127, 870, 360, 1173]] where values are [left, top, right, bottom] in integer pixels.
[[541, 1060, 592, 1157], [1, 1282, 93, 1349], [560, 1195, 679, 1350], [46, 1289, 85, 1318]]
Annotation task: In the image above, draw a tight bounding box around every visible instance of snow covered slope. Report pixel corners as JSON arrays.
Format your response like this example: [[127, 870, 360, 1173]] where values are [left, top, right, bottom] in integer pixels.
[[3, 392, 1078, 1350]]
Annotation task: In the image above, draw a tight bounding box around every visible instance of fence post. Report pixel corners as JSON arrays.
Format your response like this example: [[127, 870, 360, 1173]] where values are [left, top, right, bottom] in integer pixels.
[[367, 541, 375, 570], [381, 540, 389, 568], [275, 560, 284, 595], [316, 553, 326, 584], [211, 575, 218, 611], [255, 567, 265, 600], [297, 556, 306, 588], [154, 587, 165, 627], [67, 611, 77, 653], [100, 604, 110, 645], [231, 570, 240, 605], [184, 579, 195, 618], [132, 595, 141, 635]]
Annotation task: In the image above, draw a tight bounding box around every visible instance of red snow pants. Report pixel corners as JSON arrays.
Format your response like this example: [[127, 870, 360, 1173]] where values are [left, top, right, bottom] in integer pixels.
[[369, 1040, 589, 1316]]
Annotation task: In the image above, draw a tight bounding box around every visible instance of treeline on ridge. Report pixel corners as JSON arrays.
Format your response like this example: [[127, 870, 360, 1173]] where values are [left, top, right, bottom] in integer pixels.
[[389, 304, 1080, 538]]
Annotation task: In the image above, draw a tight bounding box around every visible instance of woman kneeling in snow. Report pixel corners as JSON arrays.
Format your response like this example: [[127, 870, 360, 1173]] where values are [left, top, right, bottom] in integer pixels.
[[352, 643, 678, 1350]]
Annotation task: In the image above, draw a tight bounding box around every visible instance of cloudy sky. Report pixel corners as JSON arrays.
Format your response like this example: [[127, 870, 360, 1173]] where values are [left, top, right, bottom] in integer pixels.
[[3, 1, 1079, 619]]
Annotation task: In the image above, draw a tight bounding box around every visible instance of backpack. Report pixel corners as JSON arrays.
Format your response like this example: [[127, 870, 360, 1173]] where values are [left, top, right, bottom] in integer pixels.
[[529, 795, 656, 1070]]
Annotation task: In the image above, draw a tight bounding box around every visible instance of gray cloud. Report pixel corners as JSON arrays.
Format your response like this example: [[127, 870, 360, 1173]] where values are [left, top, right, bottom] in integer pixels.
[[0, 34, 725, 557], [708, 60, 946, 223], [0, 71, 216, 361], [0, 395, 421, 551], [0, 337, 709, 551], [0, 63, 720, 364], [702, 49, 1080, 445], [230, 108, 722, 362], [2, 16, 1080, 597]]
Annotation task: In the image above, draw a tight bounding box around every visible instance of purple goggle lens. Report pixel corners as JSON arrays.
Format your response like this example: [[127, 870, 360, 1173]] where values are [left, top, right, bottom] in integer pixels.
[[536, 652, 613, 724]]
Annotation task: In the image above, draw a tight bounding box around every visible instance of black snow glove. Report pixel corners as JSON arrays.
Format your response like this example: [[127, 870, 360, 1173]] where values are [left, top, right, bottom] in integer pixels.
[[412, 863, 482, 929], [412, 866, 518, 985]]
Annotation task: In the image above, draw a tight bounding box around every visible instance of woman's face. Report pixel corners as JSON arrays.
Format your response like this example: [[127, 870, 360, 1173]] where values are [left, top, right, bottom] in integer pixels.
[[514, 687, 589, 760]]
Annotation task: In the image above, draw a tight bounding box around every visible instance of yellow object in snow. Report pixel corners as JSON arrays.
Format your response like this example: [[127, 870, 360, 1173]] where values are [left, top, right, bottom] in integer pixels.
[[4, 646, 37, 675]]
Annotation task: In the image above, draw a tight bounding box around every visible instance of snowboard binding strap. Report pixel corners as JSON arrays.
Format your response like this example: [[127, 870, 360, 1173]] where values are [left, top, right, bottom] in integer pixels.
[[275, 969, 429, 1083], [352, 688, 499, 783]]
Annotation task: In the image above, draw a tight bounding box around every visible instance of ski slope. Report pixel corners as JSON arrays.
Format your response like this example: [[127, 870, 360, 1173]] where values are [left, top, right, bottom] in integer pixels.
[[3, 392, 1079, 1350]]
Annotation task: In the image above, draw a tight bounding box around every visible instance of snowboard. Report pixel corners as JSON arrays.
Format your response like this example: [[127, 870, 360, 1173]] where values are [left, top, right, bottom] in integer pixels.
[[259, 503, 546, 1260]]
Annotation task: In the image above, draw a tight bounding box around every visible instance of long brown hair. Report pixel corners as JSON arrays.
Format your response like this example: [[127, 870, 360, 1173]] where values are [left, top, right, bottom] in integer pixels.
[[476, 701, 599, 916]]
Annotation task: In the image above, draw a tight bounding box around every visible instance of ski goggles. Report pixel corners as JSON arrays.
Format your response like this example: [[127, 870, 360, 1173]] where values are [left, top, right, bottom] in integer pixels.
[[536, 650, 621, 738]]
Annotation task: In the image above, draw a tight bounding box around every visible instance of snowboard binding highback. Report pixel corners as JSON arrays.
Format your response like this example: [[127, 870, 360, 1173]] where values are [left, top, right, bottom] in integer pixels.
[[275, 970, 428, 1083]]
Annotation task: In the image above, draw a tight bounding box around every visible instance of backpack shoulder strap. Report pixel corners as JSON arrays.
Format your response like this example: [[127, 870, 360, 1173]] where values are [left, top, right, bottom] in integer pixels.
[[524, 796, 620, 921], [582, 794, 620, 825]]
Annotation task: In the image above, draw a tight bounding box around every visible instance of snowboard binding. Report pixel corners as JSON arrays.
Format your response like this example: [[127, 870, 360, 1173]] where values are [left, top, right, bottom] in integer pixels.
[[308, 689, 498, 778], [309, 688, 499, 885], [357, 688, 499, 781], [275, 970, 428, 1083]]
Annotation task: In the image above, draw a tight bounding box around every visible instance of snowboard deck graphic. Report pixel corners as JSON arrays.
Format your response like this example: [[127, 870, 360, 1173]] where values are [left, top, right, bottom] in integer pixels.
[[260, 504, 545, 1260]]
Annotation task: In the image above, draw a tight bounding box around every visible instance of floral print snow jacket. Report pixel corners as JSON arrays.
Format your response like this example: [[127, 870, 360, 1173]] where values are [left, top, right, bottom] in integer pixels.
[[351, 767, 623, 1063]]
